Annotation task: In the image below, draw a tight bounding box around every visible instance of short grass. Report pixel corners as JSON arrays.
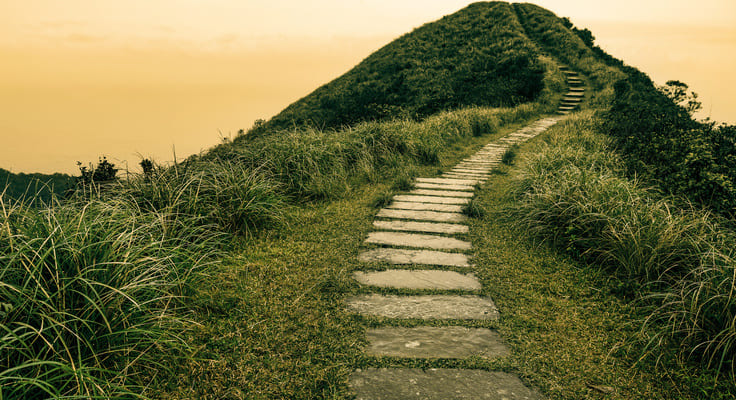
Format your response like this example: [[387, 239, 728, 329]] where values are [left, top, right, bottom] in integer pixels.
[[156, 116, 730, 399]]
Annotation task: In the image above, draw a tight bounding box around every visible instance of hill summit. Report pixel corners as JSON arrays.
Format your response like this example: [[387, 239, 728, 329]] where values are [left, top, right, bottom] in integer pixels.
[[258, 2, 545, 133]]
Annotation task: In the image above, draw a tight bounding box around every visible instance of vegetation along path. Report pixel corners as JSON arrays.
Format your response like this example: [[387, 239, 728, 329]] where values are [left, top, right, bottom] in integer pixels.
[[347, 116, 563, 399]]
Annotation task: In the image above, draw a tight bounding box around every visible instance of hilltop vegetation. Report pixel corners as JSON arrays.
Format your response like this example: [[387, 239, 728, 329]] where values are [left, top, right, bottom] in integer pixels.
[[254, 2, 544, 134]]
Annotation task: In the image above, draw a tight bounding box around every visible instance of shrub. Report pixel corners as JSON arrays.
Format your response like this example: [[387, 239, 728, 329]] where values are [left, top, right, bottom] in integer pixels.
[[0, 194, 223, 398]]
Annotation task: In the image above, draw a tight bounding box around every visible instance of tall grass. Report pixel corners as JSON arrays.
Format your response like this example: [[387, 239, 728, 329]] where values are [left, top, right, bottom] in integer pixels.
[[121, 159, 286, 237], [0, 194, 224, 398], [218, 102, 546, 201], [508, 111, 736, 375]]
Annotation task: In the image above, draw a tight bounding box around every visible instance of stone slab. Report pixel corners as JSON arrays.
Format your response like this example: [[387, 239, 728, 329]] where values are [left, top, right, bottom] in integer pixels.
[[353, 270, 481, 290], [350, 369, 543, 400], [409, 189, 474, 198], [365, 231, 471, 250], [452, 168, 492, 175], [377, 209, 467, 223], [414, 182, 475, 192], [443, 174, 487, 181], [345, 294, 499, 319], [373, 220, 469, 234], [365, 326, 509, 359], [392, 195, 470, 205], [358, 248, 471, 267], [388, 201, 464, 213], [416, 177, 480, 186]]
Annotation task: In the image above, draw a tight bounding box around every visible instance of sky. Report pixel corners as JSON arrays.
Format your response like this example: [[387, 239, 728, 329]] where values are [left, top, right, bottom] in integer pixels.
[[1, 0, 735, 174]]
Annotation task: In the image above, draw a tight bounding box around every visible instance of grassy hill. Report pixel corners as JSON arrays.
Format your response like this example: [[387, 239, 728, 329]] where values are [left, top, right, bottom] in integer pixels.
[[250, 2, 545, 134], [5, 1, 736, 398]]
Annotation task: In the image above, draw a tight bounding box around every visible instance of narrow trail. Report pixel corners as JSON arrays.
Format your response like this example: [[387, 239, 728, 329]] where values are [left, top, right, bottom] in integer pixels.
[[344, 68, 584, 399]]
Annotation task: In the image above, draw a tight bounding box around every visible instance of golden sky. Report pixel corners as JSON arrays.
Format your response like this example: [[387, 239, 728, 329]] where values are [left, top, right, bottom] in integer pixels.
[[1, 0, 735, 174]]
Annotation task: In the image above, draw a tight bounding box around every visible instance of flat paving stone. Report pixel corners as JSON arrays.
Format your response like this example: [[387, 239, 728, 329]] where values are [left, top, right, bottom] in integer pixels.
[[452, 169, 491, 175], [416, 177, 480, 186], [409, 189, 474, 198], [414, 182, 475, 192], [443, 174, 487, 181], [388, 201, 464, 213], [365, 326, 509, 359], [353, 270, 480, 290], [377, 209, 467, 223], [359, 248, 471, 267], [345, 294, 498, 319], [350, 368, 543, 400], [365, 231, 471, 250], [373, 220, 469, 234], [392, 195, 470, 205]]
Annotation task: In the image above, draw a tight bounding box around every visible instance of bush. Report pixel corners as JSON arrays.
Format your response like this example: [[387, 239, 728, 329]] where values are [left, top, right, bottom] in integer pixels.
[[0, 194, 224, 398]]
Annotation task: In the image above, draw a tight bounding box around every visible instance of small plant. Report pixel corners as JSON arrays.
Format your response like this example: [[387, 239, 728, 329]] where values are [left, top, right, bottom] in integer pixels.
[[392, 175, 414, 192], [462, 197, 487, 218], [501, 144, 519, 165], [370, 190, 394, 208]]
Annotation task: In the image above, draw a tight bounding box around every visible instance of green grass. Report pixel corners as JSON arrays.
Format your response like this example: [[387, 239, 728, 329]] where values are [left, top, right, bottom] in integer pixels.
[[504, 111, 736, 392], [0, 194, 225, 399], [255, 2, 545, 132], [154, 114, 736, 399]]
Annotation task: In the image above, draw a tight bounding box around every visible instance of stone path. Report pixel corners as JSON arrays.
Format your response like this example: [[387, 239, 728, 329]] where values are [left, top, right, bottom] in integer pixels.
[[345, 116, 565, 399]]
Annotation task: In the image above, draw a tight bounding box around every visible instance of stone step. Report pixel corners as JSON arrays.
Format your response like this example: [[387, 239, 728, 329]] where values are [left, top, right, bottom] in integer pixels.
[[414, 182, 475, 192], [392, 195, 470, 205], [345, 294, 498, 320], [353, 270, 480, 290], [365, 326, 509, 359], [558, 106, 577, 111], [358, 248, 471, 267], [442, 174, 487, 181], [566, 91, 584, 97], [452, 167, 492, 174], [373, 220, 469, 234], [365, 231, 471, 251], [409, 189, 474, 198], [415, 177, 480, 186], [377, 209, 467, 223], [350, 369, 543, 400], [388, 201, 464, 213], [569, 87, 584, 92], [445, 169, 490, 176]]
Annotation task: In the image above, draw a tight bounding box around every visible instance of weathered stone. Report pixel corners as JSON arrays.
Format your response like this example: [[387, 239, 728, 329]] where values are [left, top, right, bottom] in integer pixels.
[[365, 231, 471, 250], [345, 294, 498, 319], [377, 209, 467, 223], [409, 189, 474, 198], [414, 182, 475, 192], [392, 195, 470, 205], [443, 174, 487, 181], [358, 248, 471, 267], [416, 177, 480, 186], [350, 369, 544, 400], [365, 326, 510, 359], [388, 201, 464, 213], [373, 220, 469, 234], [353, 270, 480, 290]]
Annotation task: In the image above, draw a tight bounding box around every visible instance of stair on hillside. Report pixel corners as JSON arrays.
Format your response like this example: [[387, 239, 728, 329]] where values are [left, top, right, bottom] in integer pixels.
[[557, 65, 585, 115]]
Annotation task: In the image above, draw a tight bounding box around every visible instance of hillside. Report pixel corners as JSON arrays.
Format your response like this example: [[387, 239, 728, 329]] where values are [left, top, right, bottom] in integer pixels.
[[249, 2, 545, 134], [6, 1, 736, 399]]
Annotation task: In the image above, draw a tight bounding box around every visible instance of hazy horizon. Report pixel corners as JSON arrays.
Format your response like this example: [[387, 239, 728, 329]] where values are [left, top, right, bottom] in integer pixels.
[[2, 0, 734, 175]]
